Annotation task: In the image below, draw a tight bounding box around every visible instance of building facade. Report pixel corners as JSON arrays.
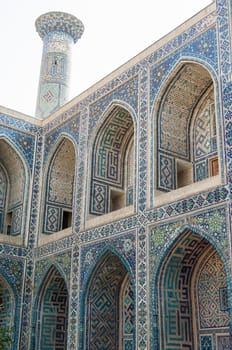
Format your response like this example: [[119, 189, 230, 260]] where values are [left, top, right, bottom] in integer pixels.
[[0, 0, 231, 349]]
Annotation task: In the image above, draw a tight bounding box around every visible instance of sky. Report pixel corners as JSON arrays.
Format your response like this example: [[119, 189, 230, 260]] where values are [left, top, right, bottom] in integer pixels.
[[0, 0, 211, 117]]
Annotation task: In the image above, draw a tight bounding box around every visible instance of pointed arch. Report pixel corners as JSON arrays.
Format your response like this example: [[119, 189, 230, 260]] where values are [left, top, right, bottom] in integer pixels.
[[0, 137, 29, 236], [43, 135, 76, 233], [89, 103, 135, 216], [34, 265, 69, 350], [156, 229, 231, 349], [0, 273, 15, 349], [153, 60, 221, 196], [83, 249, 135, 350]]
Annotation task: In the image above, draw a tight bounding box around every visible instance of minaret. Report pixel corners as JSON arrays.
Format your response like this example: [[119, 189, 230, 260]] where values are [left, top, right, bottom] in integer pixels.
[[35, 12, 84, 119]]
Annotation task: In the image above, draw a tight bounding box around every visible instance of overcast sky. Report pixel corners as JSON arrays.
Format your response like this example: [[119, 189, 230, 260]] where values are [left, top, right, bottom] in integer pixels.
[[0, 0, 211, 116]]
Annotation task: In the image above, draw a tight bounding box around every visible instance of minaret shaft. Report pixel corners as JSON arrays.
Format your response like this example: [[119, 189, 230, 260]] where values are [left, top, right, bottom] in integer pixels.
[[35, 12, 84, 119]]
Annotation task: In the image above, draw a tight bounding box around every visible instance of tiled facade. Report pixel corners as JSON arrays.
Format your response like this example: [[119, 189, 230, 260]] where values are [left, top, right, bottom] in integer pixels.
[[0, 1, 231, 349]]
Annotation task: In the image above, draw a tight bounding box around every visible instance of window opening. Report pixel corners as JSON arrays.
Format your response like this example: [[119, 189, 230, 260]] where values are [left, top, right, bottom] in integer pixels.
[[62, 210, 72, 230]]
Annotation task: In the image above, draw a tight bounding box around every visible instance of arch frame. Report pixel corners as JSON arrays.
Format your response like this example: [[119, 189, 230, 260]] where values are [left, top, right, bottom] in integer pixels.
[[40, 133, 78, 236], [0, 135, 31, 243], [149, 56, 225, 207], [0, 265, 20, 350], [79, 245, 136, 350], [149, 223, 232, 350], [31, 263, 70, 350], [86, 100, 138, 219]]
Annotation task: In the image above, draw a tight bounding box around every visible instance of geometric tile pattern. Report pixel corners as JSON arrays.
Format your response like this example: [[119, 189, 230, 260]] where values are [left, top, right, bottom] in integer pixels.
[[90, 106, 134, 215], [197, 251, 229, 328], [158, 64, 212, 158], [159, 231, 209, 349], [0, 164, 7, 232], [85, 251, 128, 350], [44, 138, 75, 233], [1, 3, 232, 350], [122, 276, 134, 349], [0, 275, 14, 329], [35, 267, 69, 350], [201, 336, 212, 350]]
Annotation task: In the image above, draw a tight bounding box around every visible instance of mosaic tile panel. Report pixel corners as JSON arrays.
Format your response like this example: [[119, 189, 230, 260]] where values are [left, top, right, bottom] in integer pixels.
[[201, 336, 212, 350], [0, 165, 7, 232], [43, 113, 80, 162], [197, 251, 229, 328], [47, 139, 75, 205], [85, 252, 128, 350], [0, 126, 35, 171], [35, 267, 69, 350], [1, 3, 232, 350], [0, 275, 14, 328], [44, 138, 75, 233], [122, 276, 135, 349], [158, 64, 212, 158], [217, 335, 231, 349], [159, 232, 209, 349], [79, 232, 136, 349], [34, 250, 72, 292], [89, 77, 138, 134], [90, 106, 134, 215]]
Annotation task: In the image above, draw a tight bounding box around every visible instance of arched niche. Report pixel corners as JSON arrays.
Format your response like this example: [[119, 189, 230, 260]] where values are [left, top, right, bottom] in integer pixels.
[[156, 62, 218, 193], [158, 230, 230, 349], [0, 139, 26, 236], [35, 266, 69, 350], [0, 274, 15, 348], [84, 251, 135, 350], [89, 105, 134, 216], [43, 137, 76, 234]]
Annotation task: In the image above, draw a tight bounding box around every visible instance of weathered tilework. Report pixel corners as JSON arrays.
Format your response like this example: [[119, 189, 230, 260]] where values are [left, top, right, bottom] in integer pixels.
[[44, 138, 75, 233], [122, 276, 134, 349], [67, 243, 80, 350], [84, 252, 132, 350], [80, 215, 138, 243], [43, 113, 80, 163], [0, 113, 39, 134], [160, 233, 209, 349], [197, 251, 229, 328], [90, 106, 134, 215], [34, 250, 72, 291], [149, 206, 230, 349], [0, 244, 28, 257], [158, 64, 212, 158], [201, 336, 212, 350], [150, 28, 218, 107], [79, 232, 136, 349], [35, 236, 73, 257], [187, 206, 229, 257], [88, 77, 138, 136], [33, 266, 69, 350], [216, 0, 232, 191], [72, 106, 88, 234], [0, 257, 24, 349], [158, 153, 175, 190], [0, 256, 25, 294], [147, 186, 229, 223], [0, 126, 35, 171]]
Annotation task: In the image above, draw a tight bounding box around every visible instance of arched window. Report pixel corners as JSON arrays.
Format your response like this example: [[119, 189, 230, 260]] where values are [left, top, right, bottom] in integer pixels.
[[0, 139, 26, 235], [90, 106, 134, 216], [157, 63, 218, 193], [43, 138, 75, 233]]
